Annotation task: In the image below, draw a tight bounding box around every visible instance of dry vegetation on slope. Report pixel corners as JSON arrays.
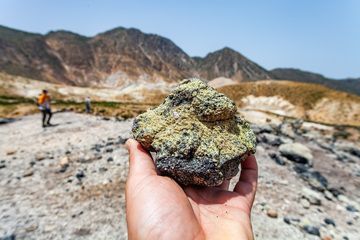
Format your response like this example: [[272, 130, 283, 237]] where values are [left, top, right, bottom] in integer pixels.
[[218, 80, 360, 126]]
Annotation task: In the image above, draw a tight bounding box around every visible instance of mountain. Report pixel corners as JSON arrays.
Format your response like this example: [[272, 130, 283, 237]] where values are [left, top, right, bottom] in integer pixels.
[[0, 25, 196, 87], [0, 25, 359, 95], [194, 47, 270, 81], [270, 68, 360, 96]]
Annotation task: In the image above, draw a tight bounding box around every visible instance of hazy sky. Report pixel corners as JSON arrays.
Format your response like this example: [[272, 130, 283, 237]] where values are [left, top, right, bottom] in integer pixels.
[[1, 0, 359, 78]]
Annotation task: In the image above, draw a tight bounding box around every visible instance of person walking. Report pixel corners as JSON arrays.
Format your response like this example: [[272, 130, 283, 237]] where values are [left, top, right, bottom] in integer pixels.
[[85, 97, 91, 113], [37, 89, 53, 128]]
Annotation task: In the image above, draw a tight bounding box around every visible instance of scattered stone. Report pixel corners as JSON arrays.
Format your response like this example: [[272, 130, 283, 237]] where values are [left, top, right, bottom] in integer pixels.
[[0, 163, 6, 169], [251, 124, 273, 134], [321, 236, 332, 240], [302, 187, 322, 205], [99, 167, 108, 172], [334, 142, 360, 158], [25, 223, 38, 232], [58, 157, 70, 173], [279, 122, 296, 139], [6, 149, 16, 155], [117, 136, 127, 144], [132, 78, 256, 186], [22, 170, 34, 177], [258, 133, 282, 146], [73, 228, 91, 236], [324, 218, 336, 227], [346, 205, 358, 212], [268, 152, 286, 166], [296, 168, 328, 192], [329, 188, 343, 197], [65, 150, 71, 155], [0, 234, 16, 240], [60, 157, 69, 167], [302, 225, 320, 236], [300, 198, 311, 209], [35, 152, 47, 161], [283, 217, 291, 224], [75, 170, 85, 180], [279, 142, 313, 165], [105, 141, 114, 146], [107, 157, 114, 162], [324, 190, 334, 201], [105, 148, 113, 153], [266, 209, 278, 218]]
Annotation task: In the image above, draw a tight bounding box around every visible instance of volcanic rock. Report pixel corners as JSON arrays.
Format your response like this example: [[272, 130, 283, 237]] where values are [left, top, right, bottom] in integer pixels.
[[132, 78, 256, 186], [279, 142, 313, 165]]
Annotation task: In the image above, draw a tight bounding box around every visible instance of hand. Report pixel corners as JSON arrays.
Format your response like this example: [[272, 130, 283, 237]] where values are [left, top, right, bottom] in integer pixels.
[[125, 139, 258, 240]]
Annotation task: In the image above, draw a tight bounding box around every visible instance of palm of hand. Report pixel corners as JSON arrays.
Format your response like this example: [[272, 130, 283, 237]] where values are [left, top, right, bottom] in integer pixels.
[[126, 140, 257, 240]]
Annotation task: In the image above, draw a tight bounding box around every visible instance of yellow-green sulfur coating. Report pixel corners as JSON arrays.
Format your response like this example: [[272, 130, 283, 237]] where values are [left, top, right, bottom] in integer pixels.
[[132, 78, 256, 186]]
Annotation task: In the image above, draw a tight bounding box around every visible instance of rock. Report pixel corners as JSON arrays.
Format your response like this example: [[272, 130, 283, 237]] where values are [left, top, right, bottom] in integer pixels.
[[302, 187, 322, 205], [302, 225, 320, 236], [117, 136, 127, 144], [105, 148, 113, 153], [132, 78, 256, 186], [300, 198, 311, 209], [35, 152, 47, 161], [337, 194, 360, 210], [59, 157, 69, 167], [324, 218, 336, 226], [266, 209, 278, 218], [346, 205, 358, 212], [279, 143, 313, 165], [334, 142, 360, 158], [296, 167, 328, 191], [251, 124, 273, 134], [58, 157, 69, 173], [283, 216, 300, 225], [0, 163, 6, 169], [268, 152, 286, 166], [25, 223, 38, 232], [75, 170, 85, 180], [23, 170, 34, 177], [321, 236, 332, 240], [279, 122, 296, 139], [0, 234, 16, 240], [324, 190, 334, 201], [107, 157, 114, 162], [6, 149, 16, 155], [258, 133, 283, 146]]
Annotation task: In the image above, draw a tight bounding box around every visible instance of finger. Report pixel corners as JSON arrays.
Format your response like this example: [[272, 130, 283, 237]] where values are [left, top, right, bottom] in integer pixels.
[[233, 154, 258, 204], [219, 180, 230, 190], [125, 139, 157, 177]]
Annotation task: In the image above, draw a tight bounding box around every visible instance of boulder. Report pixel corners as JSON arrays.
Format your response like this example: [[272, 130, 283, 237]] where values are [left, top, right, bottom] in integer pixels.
[[279, 143, 313, 165]]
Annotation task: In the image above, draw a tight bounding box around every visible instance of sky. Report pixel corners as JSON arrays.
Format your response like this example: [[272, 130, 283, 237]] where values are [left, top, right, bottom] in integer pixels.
[[0, 0, 359, 78]]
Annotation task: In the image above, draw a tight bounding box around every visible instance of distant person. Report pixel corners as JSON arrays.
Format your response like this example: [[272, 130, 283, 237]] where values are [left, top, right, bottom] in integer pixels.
[[37, 89, 52, 128], [85, 97, 91, 113]]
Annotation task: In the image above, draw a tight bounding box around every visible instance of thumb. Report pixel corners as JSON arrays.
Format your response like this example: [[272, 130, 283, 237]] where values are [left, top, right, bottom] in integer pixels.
[[125, 139, 157, 178]]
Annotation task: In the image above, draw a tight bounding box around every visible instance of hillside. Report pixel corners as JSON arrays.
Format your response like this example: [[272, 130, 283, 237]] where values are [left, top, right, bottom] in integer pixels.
[[270, 68, 360, 96], [0, 25, 271, 88], [1, 25, 359, 96], [218, 81, 360, 126]]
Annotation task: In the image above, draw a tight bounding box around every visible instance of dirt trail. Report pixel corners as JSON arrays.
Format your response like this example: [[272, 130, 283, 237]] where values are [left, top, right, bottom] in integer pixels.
[[0, 112, 359, 240]]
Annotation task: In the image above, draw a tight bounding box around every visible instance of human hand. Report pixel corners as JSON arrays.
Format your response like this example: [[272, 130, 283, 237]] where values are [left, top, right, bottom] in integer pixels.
[[125, 139, 258, 240]]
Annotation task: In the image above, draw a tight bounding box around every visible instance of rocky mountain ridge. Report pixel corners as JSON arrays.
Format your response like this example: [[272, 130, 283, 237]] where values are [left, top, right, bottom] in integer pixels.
[[1, 25, 358, 95]]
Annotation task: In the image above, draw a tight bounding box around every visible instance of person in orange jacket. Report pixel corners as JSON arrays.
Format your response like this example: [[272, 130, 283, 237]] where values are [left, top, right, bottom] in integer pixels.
[[37, 89, 52, 128]]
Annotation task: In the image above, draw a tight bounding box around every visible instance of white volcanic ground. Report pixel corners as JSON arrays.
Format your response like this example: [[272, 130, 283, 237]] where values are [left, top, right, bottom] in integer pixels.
[[0, 112, 359, 240]]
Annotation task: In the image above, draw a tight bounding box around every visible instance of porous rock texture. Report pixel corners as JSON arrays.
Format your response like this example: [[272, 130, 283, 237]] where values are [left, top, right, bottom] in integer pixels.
[[132, 78, 256, 186]]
